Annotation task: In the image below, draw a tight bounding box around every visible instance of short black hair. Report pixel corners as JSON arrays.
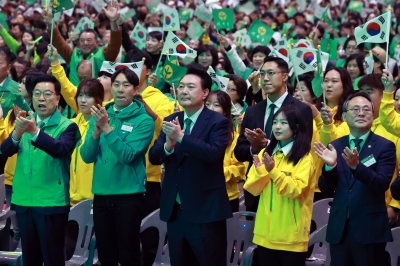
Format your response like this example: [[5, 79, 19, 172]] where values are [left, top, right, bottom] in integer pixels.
[[251, 46, 271, 61], [36, 42, 49, 58], [124, 49, 153, 70], [23, 29, 36, 41], [111, 68, 139, 87], [184, 67, 212, 91], [263, 56, 289, 73], [147, 31, 163, 41], [33, 20, 47, 30], [14, 58, 31, 68], [0, 47, 12, 65], [32, 75, 61, 95], [78, 28, 99, 39], [358, 73, 385, 91], [343, 91, 375, 113], [11, 23, 25, 33], [21, 69, 45, 97], [195, 45, 219, 69]]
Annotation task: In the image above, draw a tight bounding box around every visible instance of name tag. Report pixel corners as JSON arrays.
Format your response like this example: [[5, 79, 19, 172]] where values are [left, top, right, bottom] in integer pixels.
[[361, 155, 376, 167], [121, 125, 133, 132]]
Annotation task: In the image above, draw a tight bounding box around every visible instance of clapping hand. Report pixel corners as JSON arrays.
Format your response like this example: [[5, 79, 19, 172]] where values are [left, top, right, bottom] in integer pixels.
[[91, 104, 111, 133], [162, 116, 184, 143], [314, 142, 337, 167], [342, 146, 359, 170], [262, 152, 275, 172]]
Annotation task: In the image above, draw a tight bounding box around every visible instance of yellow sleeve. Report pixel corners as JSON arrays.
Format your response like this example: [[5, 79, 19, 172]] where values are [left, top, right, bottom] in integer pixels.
[[320, 121, 350, 146], [224, 134, 247, 184], [152, 97, 172, 135], [243, 148, 270, 196], [51, 62, 79, 114], [0, 110, 14, 142], [380, 91, 400, 138], [269, 154, 314, 200], [314, 113, 324, 131]]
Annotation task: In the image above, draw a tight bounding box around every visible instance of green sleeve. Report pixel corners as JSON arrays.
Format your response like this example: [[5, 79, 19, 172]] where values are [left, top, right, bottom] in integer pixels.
[[0, 28, 19, 55], [33, 51, 40, 65]]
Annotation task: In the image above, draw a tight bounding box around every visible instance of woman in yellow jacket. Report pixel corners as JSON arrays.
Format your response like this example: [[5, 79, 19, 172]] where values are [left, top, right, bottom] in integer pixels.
[[318, 67, 354, 145], [69, 78, 104, 205], [244, 106, 315, 265], [205, 90, 247, 212]]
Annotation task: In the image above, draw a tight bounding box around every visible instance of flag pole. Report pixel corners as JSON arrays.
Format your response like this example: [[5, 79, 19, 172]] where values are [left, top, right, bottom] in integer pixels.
[[317, 46, 327, 107], [231, 100, 239, 115], [50, 17, 54, 47], [287, 46, 305, 101], [172, 83, 177, 101], [386, 6, 392, 70], [155, 52, 165, 76]]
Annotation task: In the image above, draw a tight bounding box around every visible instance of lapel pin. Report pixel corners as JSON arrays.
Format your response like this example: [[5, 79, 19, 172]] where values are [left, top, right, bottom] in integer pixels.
[[368, 145, 371, 148]]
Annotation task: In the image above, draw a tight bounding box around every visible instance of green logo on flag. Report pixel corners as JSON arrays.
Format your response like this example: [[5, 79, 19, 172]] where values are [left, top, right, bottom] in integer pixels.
[[163, 65, 173, 79]]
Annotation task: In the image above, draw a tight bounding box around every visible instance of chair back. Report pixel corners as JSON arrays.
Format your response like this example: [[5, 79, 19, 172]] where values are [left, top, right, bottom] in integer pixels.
[[226, 211, 256, 266], [140, 209, 169, 265], [386, 227, 400, 266], [68, 200, 94, 261], [312, 198, 333, 230], [306, 224, 330, 266]]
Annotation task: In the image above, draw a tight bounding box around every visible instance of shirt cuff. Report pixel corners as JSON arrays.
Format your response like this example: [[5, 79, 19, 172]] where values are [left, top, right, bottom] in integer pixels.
[[31, 129, 40, 142], [164, 143, 174, 155], [11, 135, 20, 146], [324, 163, 337, 171]]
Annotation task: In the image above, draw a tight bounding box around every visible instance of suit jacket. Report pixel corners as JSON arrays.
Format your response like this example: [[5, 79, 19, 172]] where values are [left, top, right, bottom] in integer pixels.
[[319, 132, 396, 245], [234, 93, 313, 164], [149, 107, 232, 223]]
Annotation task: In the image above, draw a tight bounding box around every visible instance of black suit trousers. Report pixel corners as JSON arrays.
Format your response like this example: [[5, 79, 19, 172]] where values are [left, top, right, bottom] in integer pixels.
[[17, 208, 68, 266], [167, 203, 227, 266], [330, 219, 386, 266]]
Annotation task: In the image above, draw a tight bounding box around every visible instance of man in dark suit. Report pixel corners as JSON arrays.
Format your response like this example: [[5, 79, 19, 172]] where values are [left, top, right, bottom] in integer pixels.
[[234, 56, 313, 212], [149, 67, 232, 266], [315, 91, 396, 266], [1, 75, 78, 266]]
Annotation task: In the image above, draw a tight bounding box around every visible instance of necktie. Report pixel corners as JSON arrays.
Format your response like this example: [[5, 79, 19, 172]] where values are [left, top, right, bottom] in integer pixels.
[[184, 118, 192, 136], [37, 121, 45, 129], [352, 138, 362, 153], [176, 118, 193, 205], [264, 103, 276, 139]]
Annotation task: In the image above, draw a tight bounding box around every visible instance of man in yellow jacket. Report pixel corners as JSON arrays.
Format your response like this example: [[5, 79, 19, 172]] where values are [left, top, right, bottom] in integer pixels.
[[125, 50, 173, 266]]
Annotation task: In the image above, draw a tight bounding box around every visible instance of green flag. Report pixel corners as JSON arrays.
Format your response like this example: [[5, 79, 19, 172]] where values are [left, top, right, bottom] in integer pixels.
[[281, 22, 292, 35], [52, 0, 75, 15], [248, 19, 274, 46], [237, 1, 256, 15], [212, 8, 234, 30], [320, 39, 338, 60], [26, 0, 36, 7], [335, 37, 347, 47], [0, 13, 8, 30], [287, 5, 296, 17], [312, 49, 324, 98], [186, 19, 205, 41], [179, 8, 193, 24], [194, 4, 213, 23], [11, 92, 31, 113], [321, 6, 339, 32], [347, 1, 363, 13], [92, 55, 104, 78], [162, 57, 187, 86]]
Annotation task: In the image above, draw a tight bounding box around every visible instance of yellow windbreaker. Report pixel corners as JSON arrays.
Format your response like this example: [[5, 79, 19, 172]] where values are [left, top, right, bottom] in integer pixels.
[[69, 113, 94, 205], [224, 132, 248, 200], [142, 86, 173, 182], [51, 62, 113, 114], [380, 91, 400, 137], [311, 115, 324, 192], [0, 110, 16, 185], [244, 148, 315, 252]]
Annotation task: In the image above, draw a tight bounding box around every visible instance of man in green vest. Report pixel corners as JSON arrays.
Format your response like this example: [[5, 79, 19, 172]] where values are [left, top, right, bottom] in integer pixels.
[[45, 0, 122, 86], [0, 47, 19, 115], [1, 75, 79, 266]]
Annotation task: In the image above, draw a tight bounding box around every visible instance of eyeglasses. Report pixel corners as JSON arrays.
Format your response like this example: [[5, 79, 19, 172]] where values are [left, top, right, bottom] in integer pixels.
[[346, 107, 372, 115], [33, 90, 55, 99], [226, 87, 237, 92], [260, 70, 284, 79]]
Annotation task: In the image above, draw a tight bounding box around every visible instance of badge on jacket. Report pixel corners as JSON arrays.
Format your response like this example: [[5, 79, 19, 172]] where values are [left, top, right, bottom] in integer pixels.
[[361, 154, 376, 167]]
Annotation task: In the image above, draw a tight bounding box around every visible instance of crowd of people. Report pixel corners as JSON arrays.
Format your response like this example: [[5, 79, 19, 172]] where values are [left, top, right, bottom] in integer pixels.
[[0, 0, 400, 265]]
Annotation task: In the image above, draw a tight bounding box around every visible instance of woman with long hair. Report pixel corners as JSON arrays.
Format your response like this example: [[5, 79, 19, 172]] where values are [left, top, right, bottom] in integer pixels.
[[205, 90, 247, 213], [344, 53, 365, 89], [245, 105, 315, 266]]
